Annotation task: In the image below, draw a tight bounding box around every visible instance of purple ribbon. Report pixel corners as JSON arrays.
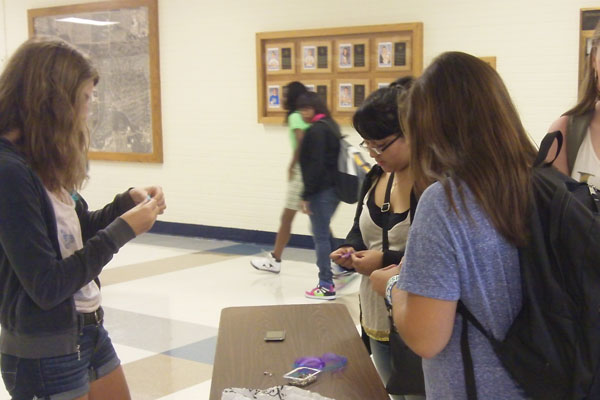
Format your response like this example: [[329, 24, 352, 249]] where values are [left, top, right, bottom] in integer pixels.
[[294, 352, 347, 372]]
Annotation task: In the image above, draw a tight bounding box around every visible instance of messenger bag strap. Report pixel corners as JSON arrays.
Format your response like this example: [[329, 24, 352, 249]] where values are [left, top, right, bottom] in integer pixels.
[[381, 172, 394, 252]]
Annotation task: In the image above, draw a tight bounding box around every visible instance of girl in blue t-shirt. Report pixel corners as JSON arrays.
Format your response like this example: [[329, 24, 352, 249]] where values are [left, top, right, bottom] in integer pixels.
[[372, 52, 537, 399]]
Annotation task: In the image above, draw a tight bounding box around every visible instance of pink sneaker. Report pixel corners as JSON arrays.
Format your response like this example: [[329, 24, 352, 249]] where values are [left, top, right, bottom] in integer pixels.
[[305, 284, 336, 300]]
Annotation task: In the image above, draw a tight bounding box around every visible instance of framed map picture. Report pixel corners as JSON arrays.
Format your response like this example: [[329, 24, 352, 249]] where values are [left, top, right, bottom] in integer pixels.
[[28, 0, 163, 163]]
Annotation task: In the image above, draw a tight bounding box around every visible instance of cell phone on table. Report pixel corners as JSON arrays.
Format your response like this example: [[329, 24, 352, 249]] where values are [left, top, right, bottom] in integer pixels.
[[264, 330, 286, 341]]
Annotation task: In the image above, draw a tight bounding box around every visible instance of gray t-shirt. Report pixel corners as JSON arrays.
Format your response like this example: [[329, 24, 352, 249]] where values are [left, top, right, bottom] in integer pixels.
[[397, 180, 526, 399]]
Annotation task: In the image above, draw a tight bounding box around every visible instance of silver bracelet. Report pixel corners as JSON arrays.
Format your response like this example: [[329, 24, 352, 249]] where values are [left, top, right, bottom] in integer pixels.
[[385, 275, 400, 307]]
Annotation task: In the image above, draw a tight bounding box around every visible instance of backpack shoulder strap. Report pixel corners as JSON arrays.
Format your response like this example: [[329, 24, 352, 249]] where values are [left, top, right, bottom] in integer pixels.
[[456, 301, 499, 400], [566, 110, 594, 173], [315, 118, 342, 140]]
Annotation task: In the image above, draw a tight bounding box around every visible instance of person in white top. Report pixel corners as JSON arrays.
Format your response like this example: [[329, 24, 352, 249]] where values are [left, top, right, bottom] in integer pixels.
[[0, 37, 166, 400], [547, 21, 600, 186]]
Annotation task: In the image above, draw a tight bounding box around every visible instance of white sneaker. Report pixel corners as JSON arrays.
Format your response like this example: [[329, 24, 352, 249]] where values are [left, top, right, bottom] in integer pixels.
[[331, 261, 354, 278], [250, 252, 281, 273]]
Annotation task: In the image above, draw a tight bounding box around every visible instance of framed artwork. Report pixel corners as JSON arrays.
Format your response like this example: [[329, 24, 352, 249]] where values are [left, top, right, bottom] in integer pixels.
[[335, 38, 369, 72], [338, 43, 353, 69], [303, 80, 331, 110], [28, 0, 163, 163], [265, 42, 295, 75], [266, 48, 281, 71], [267, 85, 281, 109], [301, 41, 331, 73], [256, 22, 423, 124], [579, 9, 600, 93], [375, 35, 411, 72], [335, 79, 370, 113]]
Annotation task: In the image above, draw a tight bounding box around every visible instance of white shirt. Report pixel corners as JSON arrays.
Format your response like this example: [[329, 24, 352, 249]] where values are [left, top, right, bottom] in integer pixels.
[[46, 188, 101, 313], [571, 128, 600, 186]]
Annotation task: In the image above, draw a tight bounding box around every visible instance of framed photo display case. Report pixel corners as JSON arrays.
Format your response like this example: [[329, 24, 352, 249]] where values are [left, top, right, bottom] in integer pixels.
[[579, 9, 600, 95], [257, 22, 423, 124], [28, 0, 163, 163]]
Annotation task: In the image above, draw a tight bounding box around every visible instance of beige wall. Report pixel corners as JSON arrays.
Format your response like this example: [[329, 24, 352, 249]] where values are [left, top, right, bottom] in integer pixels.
[[1, 0, 597, 238]]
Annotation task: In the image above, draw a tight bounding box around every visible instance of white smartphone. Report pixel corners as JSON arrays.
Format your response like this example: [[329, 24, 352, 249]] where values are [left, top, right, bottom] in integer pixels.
[[264, 330, 286, 341]]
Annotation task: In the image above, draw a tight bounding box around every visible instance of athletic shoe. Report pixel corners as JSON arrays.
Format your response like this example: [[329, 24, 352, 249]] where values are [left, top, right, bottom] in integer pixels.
[[250, 252, 281, 273], [305, 284, 336, 300], [331, 261, 354, 278]]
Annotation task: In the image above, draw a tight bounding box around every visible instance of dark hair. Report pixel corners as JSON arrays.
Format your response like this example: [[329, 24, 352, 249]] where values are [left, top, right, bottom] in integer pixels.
[[284, 81, 308, 120], [565, 20, 600, 116], [352, 76, 414, 140], [296, 91, 331, 118], [405, 52, 537, 246]]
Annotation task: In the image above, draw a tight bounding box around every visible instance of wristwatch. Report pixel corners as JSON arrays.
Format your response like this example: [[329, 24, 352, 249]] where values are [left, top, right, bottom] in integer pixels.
[[385, 275, 400, 307]]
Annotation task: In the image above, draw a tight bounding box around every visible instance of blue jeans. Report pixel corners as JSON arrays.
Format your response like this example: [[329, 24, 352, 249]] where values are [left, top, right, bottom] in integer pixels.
[[370, 338, 426, 400], [1, 322, 120, 400], [307, 187, 339, 287]]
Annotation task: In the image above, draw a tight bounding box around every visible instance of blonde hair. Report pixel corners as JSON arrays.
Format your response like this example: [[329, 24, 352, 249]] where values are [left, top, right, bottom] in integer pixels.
[[0, 37, 99, 192]]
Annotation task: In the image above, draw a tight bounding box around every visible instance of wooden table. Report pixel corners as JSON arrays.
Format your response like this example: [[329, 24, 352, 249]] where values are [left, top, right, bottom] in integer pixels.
[[209, 303, 390, 400]]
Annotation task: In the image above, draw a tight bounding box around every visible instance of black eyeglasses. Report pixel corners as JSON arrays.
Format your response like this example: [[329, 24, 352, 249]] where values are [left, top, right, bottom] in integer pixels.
[[359, 134, 402, 155]]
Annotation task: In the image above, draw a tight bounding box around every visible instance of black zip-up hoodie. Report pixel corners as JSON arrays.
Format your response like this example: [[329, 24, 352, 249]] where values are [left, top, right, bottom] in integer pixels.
[[0, 137, 135, 358], [299, 117, 341, 199]]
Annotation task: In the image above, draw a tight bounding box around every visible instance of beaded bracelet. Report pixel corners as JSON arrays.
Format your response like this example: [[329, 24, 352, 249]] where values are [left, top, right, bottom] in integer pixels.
[[385, 275, 400, 307]]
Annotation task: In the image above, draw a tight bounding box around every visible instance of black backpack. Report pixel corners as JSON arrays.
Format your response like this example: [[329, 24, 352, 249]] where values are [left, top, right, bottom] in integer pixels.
[[457, 131, 600, 400]]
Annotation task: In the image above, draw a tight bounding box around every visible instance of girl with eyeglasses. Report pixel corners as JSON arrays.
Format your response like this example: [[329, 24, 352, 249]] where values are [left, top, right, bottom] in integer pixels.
[[330, 77, 424, 400]]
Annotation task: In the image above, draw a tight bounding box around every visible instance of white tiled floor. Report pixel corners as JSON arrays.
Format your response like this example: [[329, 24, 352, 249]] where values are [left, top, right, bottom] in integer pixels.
[[0, 234, 362, 400]]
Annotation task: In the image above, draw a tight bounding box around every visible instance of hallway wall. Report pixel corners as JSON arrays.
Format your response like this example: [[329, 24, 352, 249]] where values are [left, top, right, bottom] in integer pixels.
[[1, 0, 596, 239]]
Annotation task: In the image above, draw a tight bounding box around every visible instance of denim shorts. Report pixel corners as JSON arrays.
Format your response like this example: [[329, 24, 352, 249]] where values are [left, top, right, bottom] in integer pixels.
[[1, 322, 121, 400]]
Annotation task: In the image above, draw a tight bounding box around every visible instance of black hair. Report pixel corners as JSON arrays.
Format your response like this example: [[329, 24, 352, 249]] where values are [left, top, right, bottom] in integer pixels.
[[296, 91, 331, 118], [352, 76, 414, 140], [284, 81, 308, 120]]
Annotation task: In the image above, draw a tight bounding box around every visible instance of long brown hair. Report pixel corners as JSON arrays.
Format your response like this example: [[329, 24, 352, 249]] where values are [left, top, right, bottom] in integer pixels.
[[403, 52, 537, 246], [0, 37, 99, 192], [566, 21, 600, 116]]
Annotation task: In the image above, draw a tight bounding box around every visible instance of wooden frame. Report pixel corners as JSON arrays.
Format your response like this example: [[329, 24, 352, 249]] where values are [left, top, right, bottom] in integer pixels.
[[335, 38, 370, 72], [335, 79, 370, 113], [300, 40, 331, 73], [374, 35, 411, 72], [479, 56, 497, 70], [256, 22, 423, 124], [266, 42, 296, 75], [579, 8, 600, 94], [303, 79, 332, 111], [375, 78, 395, 89], [28, 0, 163, 163]]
